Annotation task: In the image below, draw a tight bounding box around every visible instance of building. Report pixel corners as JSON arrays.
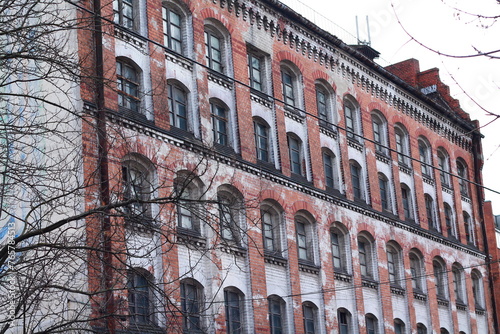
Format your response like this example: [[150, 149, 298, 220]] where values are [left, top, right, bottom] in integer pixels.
[[7, 0, 494, 333]]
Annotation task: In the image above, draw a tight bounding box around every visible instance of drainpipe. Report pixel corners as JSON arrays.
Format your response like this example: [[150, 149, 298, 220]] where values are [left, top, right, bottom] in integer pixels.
[[472, 124, 499, 333], [92, 0, 115, 333]]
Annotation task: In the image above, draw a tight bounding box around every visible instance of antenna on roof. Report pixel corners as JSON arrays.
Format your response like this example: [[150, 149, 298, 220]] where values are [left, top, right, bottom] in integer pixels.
[[355, 15, 371, 46]]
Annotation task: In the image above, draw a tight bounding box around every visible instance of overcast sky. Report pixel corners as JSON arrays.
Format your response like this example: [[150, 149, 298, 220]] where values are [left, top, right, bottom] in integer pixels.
[[281, 0, 500, 215]]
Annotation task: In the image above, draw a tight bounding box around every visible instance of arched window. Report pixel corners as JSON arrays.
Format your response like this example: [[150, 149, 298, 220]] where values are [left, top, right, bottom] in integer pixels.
[[378, 173, 391, 212], [322, 148, 338, 190], [471, 270, 484, 309], [295, 211, 317, 264], [400, 183, 414, 221], [224, 287, 244, 333], [288, 133, 304, 176], [409, 250, 425, 292], [168, 81, 189, 131], [417, 323, 428, 334], [349, 160, 364, 201], [444, 203, 456, 238], [330, 223, 349, 273], [457, 159, 469, 196], [337, 308, 352, 334], [268, 295, 286, 334], [463, 211, 474, 245], [371, 111, 387, 154], [344, 96, 361, 141], [217, 185, 244, 246], [210, 99, 230, 146], [117, 58, 141, 113], [394, 124, 409, 165], [302, 302, 318, 334], [316, 81, 335, 128], [254, 118, 273, 163], [180, 279, 204, 333], [162, 1, 190, 54], [175, 171, 204, 234], [204, 20, 231, 75], [437, 148, 451, 187], [425, 194, 437, 230], [394, 319, 405, 334], [122, 157, 154, 220], [114, 0, 138, 31], [433, 258, 448, 299], [418, 137, 432, 177], [261, 201, 284, 257], [358, 234, 376, 280], [365, 314, 378, 334], [280, 62, 303, 110], [128, 268, 155, 325], [386, 243, 403, 287], [452, 264, 466, 304]]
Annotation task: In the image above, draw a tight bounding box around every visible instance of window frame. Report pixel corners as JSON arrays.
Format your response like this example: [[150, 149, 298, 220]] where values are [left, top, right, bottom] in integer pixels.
[[330, 225, 348, 273], [217, 189, 244, 246], [425, 194, 437, 230], [358, 236, 375, 280], [114, 0, 137, 31], [387, 245, 402, 287], [400, 184, 413, 221], [288, 134, 303, 176], [122, 160, 152, 219], [168, 82, 189, 131], [162, 5, 183, 53], [211, 101, 230, 147], [444, 203, 456, 238], [180, 279, 204, 333], [394, 125, 409, 166], [438, 149, 451, 187], [452, 265, 465, 304], [254, 119, 272, 163], [224, 288, 244, 334], [337, 308, 351, 334], [344, 98, 360, 141], [268, 295, 285, 334], [433, 259, 448, 299], [302, 302, 318, 334], [471, 270, 484, 309], [281, 67, 296, 108], [409, 252, 424, 292], [248, 52, 265, 92], [175, 172, 203, 234], [378, 173, 391, 212], [418, 139, 432, 177], [323, 149, 337, 190], [350, 161, 363, 201], [371, 112, 387, 154], [117, 59, 141, 113], [365, 314, 378, 334], [261, 202, 283, 257], [463, 211, 474, 245], [457, 159, 469, 196], [128, 269, 155, 325]]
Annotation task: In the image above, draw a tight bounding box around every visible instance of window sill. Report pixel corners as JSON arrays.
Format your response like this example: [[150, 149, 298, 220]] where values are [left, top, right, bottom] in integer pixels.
[[207, 69, 233, 89], [441, 184, 454, 195], [165, 51, 193, 71], [125, 323, 164, 334], [422, 174, 434, 185], [398, 163, 413, 175], [284, 105, 304, 122], [177, 227, 206, 248], [124, 216, 156, 233], [413, 290, 427, 301], [298, 259, 320, 274], [114, 25, 146, 50], [437, 296, 449, 306], [319, 123, 338, 139], [264, 251, 287, 267], [361, 277, 378, 289], [390, 285, 405, 295], [219, 243, 246, 257], [456, 301, 468, 311], [334, 270, 352, 282], [347, 137, 363, 151], [375, 151, 391, 164]]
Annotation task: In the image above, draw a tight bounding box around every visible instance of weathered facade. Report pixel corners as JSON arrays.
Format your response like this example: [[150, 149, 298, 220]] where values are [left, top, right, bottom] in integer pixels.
[[78, 0, 497, 333]]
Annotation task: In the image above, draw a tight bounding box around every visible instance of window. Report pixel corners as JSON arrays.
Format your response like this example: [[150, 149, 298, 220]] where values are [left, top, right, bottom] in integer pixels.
[[394, 125, 409, 165], [117, 59, 140, 113], [211, 101, 229, 146], [464, 211, 474, 245], [371, 112, 387, 154], [438, 149, 450, 186], [344, 98, 360, 141], [425, 195, 437, 230], [205, 29, 223, 73], [268, 296, 285, 334], [350, 161, 363, 200], [302, 302, 318, 334], [218, 187, 244, 245], [224, 288, 243, 334], [337, 308, 351, 334], [457, 160, 469, 196], [358, 236, 374, 279], [248, 52, 264, 92], [378, 173, 390, 212], [410, 251, 424, 292], [162, 6, 183, 53], [288, 134, 303, 176], [444, 203, 456, 238], [254, 119, 272, 163], [114, 0, 136, 30], [261, 202, 283, 256], [418, 139, 432, 177], [452, 265, 465, 304], [394, 319, 405, 334], [316, 83, 335, 128], [122, 160, 152, 219], [128, 269, 154, 325], [296, 218, 312, 262], [433, 259, 447, 298], [181, 280, 203, 333], [365, 314, 378, 334], [471, 270, 484, 308], [281, 67, 296, 107], [401, 184, 413, 221], [330, 225, 348, 272], [168, 82, 188, 131], [387, 245, 402, 287], [175, 172, 203, 233], [417, 323, 427, 334], [323, 149, 336, 189]]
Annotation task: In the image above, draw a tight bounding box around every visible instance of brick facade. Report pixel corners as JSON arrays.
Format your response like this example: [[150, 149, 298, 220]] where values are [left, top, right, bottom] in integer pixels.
[[78, 0, 497, 333]]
